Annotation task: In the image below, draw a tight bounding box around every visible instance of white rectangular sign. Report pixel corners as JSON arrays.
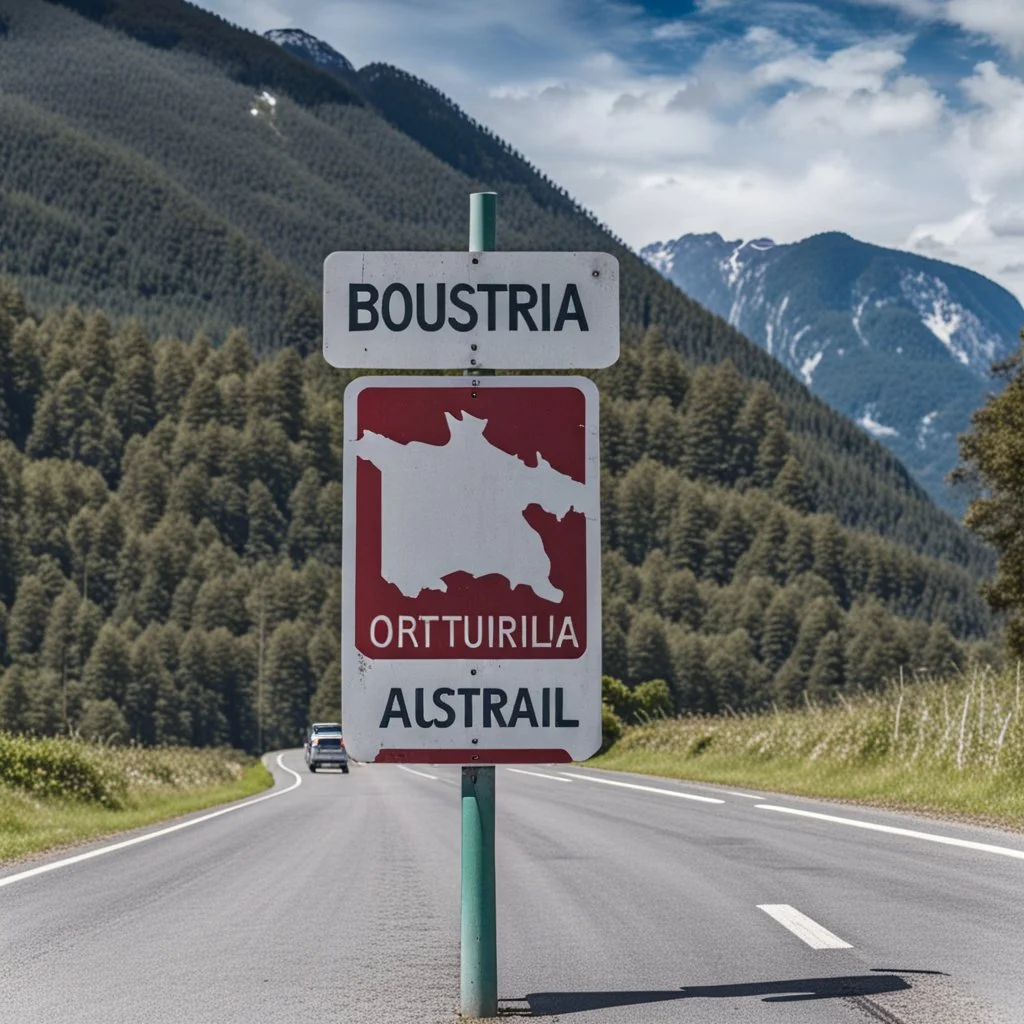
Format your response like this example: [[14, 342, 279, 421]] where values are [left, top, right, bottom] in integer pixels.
[[342, 375, 602, 764], [323, 251, 619, 369]]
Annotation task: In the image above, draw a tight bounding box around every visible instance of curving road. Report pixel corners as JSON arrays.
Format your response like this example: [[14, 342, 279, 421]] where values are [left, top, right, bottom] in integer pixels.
[[2, 752, 1022, 1023]]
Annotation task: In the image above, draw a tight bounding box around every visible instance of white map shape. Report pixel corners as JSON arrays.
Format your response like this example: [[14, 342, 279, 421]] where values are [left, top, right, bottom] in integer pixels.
[[355, 411, 594, 603]]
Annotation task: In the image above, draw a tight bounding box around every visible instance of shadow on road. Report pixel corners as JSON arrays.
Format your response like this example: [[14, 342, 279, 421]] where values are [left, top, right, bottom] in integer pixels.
[[510, 973, 912, 1016]]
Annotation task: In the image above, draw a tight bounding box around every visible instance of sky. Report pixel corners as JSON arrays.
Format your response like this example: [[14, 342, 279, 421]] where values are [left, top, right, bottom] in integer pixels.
[[198, 0, 1024, 301]]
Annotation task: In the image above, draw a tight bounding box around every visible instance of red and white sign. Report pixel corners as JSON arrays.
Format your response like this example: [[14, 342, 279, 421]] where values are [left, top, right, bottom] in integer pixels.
[[342, 376, 601, 764]]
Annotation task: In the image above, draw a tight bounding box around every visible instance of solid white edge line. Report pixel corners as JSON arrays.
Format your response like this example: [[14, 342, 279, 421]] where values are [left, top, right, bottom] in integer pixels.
[[758, 904, 852, 949], [0, 753, 302, 890], [757, 804, 1024, 861], [560, 772, 724, 803], [396, 765, 438, 781], [507, 768, 572, 782], [724, 791, 763, 800]]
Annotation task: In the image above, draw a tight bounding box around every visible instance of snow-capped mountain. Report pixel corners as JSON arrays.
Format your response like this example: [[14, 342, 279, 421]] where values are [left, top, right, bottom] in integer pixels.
[[642, 231, 1024, 511], [263, 29, 355, 80]]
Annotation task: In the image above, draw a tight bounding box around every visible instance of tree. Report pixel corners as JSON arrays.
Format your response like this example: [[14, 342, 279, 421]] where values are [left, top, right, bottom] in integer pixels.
[[263, 620, 315, 749], [682, 361, 745, 484], [953, 332, 1024, 655], [7, 575, 50, 658], [773, 455, 813, 513], [807, 630, 845, 699], [626, 610, 672, 685], [246, 481, 285, 560], [82, 623, 133, 706]]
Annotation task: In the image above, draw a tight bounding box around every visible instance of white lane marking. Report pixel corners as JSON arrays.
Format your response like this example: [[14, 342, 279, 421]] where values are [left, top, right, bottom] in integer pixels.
[[396, 765, 438, 781], [507, 768, 572, 782], [757, 804, 1024, 861], [560, 772, 724, 804], [758, 904, 852, 949], [724, 791, 763, 800], [0, 753, 302, 890]]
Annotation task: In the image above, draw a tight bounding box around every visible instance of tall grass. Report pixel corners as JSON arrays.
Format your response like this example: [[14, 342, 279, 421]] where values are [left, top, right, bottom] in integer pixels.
[[0, 733, 272, 862], [594, 665, 1024, 826]]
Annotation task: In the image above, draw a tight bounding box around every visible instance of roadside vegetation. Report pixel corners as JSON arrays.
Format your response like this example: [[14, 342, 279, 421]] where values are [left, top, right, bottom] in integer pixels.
[[595, 665, 1024, 828], [0, 732, 271, 862]]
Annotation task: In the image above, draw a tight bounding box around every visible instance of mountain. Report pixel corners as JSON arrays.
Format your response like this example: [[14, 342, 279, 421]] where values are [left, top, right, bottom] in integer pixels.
[[0, 1, 1006, 745], [641, 232, 1024, 511], [263, 28, 355, 81]]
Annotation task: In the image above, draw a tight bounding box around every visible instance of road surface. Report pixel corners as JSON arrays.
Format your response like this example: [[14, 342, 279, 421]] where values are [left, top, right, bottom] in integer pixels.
[[2, 751, 1022, 1022]]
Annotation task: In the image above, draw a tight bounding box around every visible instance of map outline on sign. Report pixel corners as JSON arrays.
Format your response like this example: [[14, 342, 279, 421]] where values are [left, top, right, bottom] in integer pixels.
[[352, 409, 597, 604]]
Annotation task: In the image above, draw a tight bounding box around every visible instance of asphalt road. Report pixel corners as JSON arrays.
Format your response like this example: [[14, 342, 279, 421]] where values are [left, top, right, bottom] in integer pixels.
[[2, 752, 1023, 1024]]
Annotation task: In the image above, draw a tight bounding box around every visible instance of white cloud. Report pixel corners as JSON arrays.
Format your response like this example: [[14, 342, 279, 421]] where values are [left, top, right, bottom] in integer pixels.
[[852, 0, 1024, 53], [946, 0, 1024, 54], [195, 0, 1024, 302]]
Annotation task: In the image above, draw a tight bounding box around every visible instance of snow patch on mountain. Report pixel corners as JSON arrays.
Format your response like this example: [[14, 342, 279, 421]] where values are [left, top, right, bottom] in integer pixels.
[[899, 271, 998, 374], [917, 410, 939, 450], [858, 406, 899, 438], [263, 28, 354, 75], [643, 243, 675, 276], [723, 244, 744, 287], [800, 350, 823, 385]]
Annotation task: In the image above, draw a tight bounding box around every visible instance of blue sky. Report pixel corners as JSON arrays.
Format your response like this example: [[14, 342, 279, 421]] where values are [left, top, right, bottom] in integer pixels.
[[199, 1, 1024, 299]]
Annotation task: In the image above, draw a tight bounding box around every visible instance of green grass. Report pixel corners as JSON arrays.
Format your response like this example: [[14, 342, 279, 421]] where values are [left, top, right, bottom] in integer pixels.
[[592, 666, 1024, 829], [0, 735, 274, 863]]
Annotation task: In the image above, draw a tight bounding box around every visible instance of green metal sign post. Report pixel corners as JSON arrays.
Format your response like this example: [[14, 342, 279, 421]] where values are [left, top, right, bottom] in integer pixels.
[[461, 191, 499, 1020]]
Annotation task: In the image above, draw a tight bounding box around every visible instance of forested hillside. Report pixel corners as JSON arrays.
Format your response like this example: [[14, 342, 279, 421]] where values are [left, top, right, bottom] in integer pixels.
[[0, 284, 992, 747], [0, 0, 1002, 747], [0, 0, 990, 570]]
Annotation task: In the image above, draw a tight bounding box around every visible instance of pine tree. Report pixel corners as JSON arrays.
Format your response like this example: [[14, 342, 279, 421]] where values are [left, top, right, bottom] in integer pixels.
[[669, 630, 713, 713], [954, 331, 1024, 654], [7, 575, 50, 658], [807, 630, 845, 699], [246, 480, 285, 560], [760, 590, 800, 674], [707, 628, 758, 712], [668, 487, 712, 575], [182, 371, 222, 429], [626, 610, 672, 684], [704, 503, 753, 584], [286, 468, 323, 563], [682, 360, 745, 484], [155, 341, 195, 419], [922, 621, 963, 676], [813, 517, 849, 607], [82, 622, 133, 706], [263, 620, 315, 750], [773, 454, 813, 513]]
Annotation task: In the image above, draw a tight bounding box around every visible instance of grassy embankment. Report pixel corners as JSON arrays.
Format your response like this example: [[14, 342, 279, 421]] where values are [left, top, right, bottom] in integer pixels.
[[593, 666, 1024, 829], [0, 734, 273, 862]]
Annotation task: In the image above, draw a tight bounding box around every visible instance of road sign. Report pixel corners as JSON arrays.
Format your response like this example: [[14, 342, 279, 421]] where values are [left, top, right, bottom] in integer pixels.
[[323, 251, 619, 370], [342, 375, 602, 763]]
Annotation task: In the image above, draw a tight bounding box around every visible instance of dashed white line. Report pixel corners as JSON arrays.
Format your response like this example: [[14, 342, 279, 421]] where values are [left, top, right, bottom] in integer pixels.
[[758, 904, 852, 949], [724, 791, 763, 800], [0, 753, 302, 890], [507, 768, 572, 782], [396, 765, 438, 781], [757, 804, 1024, 861], [560, 772, 724, 803]]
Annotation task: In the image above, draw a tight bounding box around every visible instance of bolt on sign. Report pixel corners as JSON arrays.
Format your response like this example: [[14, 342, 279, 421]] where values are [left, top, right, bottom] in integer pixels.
[[323, 251, 619, 370], [342, 376, 602, 763]]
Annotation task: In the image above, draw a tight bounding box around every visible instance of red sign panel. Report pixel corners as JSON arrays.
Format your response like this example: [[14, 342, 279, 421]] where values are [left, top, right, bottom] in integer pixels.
[[341, 376, 602, 764]]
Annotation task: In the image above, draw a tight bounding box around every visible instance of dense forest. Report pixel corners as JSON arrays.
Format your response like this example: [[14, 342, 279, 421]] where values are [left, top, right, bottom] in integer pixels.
[[0, 0, 992, 568], [0, 0, 1006, 750], [0, 282, 995, 749]]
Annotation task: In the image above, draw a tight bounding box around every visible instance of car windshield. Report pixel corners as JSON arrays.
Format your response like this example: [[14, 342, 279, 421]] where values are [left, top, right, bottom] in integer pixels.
[[312, 723, 341, 733]]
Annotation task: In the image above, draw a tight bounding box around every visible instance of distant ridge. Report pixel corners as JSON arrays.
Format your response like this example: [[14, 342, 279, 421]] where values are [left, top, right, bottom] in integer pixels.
[[263, 28, 355, 80], [642, 231, 1024, 511]]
